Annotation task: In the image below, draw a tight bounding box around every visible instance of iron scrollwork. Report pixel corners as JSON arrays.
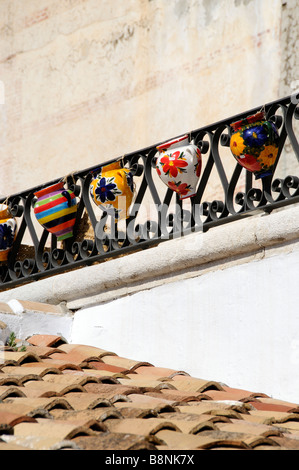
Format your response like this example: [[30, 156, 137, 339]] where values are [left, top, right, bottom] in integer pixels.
[[1, 95, 299, 289]]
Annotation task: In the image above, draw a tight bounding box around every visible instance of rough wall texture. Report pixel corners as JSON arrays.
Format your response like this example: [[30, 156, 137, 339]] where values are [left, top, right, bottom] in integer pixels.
[[278, 0, 299, 176], [0, 0, 287, 197]]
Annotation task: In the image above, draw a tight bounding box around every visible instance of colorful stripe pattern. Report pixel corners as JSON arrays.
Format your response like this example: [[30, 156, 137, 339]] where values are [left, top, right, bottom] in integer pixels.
[[33, 182, 77, 241]]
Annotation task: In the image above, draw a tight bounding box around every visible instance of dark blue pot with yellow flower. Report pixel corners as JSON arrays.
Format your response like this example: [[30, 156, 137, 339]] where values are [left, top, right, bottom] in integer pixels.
[[0, 204, 17, 262], [229, 111, 280, 179]]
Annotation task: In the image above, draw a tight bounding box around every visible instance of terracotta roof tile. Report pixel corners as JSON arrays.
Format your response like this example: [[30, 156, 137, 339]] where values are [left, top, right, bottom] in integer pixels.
[[0, 440, 31, 450], [133, 365, 189, 377], [0, 410, 37, 427], [270, 436, 299, 450], [1, 365, 63, 377], [0, 401, 53, 419], [0, 386, 27, 400], [204, 387, 269, 402], [57, 343, 117, 359], [122, 392, 177, 407], [22, 380, 86, 398], [27, 335, 66, 348], [13, 417, 103, 440], [30, 360, 83, 371], [73, 433, 159, 450], [61, 392, 122, 411], [85, 362, 127, 373], [0, 351, 42, 366], [24, 345, 66, 358], [0, 335, 298, 450], [170, 376, 224, 393], [155, 428, 250, 450], [246, 401, 296, 413], [217, 418, 283, 437], [147, 389, 212, 403], [4, 396, 74, 411], [100, 355, 153, 372], [105, 417, 181, 436], [253, 397, 299, 411], [49, 408, 118, 422]]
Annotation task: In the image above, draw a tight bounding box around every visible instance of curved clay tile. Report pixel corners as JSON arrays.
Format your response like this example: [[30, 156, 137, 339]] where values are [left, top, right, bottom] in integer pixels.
[[26, 335, 67, 348], [57, 343, 117, 359], [0, 386, 26, 400], [2, 365, 63, 377], [0, 410, 37, 427]]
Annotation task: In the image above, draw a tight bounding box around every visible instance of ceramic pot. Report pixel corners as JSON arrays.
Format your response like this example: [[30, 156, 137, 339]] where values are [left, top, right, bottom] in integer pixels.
[[89, 160, 134, 220], [33, 182, 77, 241], [155, 135, 202, 199], [0, 204, 17, 261], [229, 111, 280, 179]]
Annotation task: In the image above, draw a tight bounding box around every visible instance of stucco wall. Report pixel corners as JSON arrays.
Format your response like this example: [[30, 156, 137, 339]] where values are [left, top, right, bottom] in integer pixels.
[[0, 0, 285, 198], [71, 245, 299, 403]]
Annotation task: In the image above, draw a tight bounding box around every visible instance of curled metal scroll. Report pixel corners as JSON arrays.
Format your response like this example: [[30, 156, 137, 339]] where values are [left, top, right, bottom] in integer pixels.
[[1, 94, 299, 289]]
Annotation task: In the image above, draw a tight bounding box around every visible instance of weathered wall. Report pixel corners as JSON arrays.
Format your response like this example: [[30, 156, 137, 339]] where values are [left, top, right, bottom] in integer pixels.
[[0, 0, 286, 198], [278, 0, 299, 177]]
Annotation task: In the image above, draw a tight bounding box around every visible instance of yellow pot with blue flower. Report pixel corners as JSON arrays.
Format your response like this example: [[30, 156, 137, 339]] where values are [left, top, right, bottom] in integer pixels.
[[0, 204, 17, 262], [89, 160, 134, 220], [229, 111, 280, 179]]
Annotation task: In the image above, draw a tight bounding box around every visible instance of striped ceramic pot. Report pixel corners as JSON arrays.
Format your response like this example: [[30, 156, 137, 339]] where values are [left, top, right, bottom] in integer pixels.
[[0, 204, 17, 262], [33, 182, 77, 241]]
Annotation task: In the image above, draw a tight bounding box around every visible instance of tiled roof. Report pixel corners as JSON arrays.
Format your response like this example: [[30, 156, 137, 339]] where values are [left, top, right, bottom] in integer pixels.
[[1, 334, 299, 451]]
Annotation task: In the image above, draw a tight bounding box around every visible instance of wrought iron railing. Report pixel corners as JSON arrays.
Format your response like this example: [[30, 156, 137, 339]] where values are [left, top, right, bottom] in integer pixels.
[[1, 94, 299, 290]]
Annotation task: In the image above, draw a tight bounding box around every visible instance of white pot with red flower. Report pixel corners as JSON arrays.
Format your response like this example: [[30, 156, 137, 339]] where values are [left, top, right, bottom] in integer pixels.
[[155, 135, 202, 200]]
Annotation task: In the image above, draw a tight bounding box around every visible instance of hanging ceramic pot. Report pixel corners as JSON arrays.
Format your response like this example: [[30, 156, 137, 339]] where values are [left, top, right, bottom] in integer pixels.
[[0, 204, 17, 262], [89, 160, 134, 220], [33, 182, 77, 241], [155, 134, 202, 200], [229, 111, 280, 179]]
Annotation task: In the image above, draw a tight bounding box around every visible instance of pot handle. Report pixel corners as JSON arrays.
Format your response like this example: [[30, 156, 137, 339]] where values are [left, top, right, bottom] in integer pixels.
[[62, 190, 72, 207]]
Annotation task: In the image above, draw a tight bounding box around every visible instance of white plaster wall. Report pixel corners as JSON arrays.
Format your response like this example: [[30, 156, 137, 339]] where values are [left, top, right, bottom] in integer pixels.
[[0, 308, 73, 343], [0, 0, 284, 197], [71, 246, 299, 403]]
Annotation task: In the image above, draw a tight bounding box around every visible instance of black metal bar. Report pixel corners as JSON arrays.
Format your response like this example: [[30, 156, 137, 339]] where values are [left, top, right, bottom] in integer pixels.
[[0, 94, 298, 290]]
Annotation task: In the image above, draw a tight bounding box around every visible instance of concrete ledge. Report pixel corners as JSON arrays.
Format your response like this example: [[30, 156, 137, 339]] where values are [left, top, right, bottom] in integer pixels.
[[0, 204, 298, 309]]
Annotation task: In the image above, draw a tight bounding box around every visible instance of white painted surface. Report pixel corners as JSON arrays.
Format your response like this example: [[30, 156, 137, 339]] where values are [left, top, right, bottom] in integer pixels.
[[71, 247, 299, 402], [0, 309, 73, 344]]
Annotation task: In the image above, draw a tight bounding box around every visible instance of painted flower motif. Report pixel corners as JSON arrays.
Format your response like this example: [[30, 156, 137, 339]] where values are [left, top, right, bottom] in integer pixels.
[[243, 125, 268, 147], [257, 145, 279, 169], [230, 133, 245, 157], [95, 176, 122, 203], [238, 154, 262, 173], [168, 181, 191, 197], [0, 223, 14, 250], [160, 151, 188, 178]]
